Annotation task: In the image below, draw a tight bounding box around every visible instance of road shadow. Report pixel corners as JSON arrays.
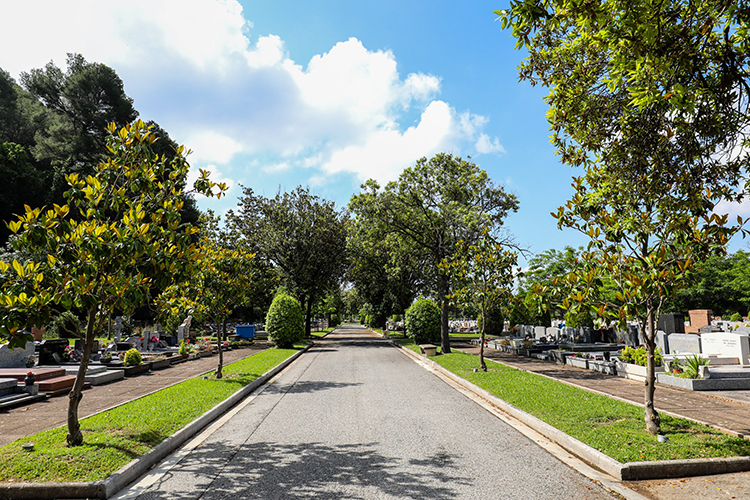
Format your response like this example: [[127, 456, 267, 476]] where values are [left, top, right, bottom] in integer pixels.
[[138, 440, 468, 500], [264, 380, 363, 395]]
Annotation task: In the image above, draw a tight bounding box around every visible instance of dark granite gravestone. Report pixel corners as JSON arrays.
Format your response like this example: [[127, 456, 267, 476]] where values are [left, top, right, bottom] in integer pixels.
[[74, 340, 100, 352], [657, 313, 685, 334], [38, 338, 70, 365], [618, 324, 640, 346]]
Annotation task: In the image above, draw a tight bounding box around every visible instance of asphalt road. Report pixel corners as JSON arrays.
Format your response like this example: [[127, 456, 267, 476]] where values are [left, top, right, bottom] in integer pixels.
[[118, 324, 617, 500]]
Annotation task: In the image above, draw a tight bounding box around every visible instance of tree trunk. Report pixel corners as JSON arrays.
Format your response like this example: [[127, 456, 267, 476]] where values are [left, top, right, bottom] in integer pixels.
[[305, 296, 312, 338], [643, 306, 661, 435], [216, 319, 225, 379], [479, 305, 487, 371], [67, 308, 97, 446], [439, 272, 451, 354]]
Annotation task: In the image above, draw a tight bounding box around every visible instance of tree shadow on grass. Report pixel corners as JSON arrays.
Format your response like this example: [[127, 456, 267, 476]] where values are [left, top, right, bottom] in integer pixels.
[[138, 440, 469, 500]]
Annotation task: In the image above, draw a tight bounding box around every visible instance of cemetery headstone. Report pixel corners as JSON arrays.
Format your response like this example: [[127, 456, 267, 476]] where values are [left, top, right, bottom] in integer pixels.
[[546, 327, 560, 342], [667, 333, 702, 355], [619, 324, 640, 346], [562, 326, 575, 341], [657, 313, 685, 335], [688, 309, 713, 334], [655, 330, 670, 354], [38, 338, 69, 365], [0, 341, 35, 368], [701, 332, 750, 366], [113, 316, 123, 343], [577, 326, 592, 344], [142, 329, 150, 351], [534, 326, 546, 339]]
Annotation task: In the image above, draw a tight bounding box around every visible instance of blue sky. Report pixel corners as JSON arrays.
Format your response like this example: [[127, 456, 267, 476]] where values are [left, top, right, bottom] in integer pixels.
[[2, 0, 747, 265]]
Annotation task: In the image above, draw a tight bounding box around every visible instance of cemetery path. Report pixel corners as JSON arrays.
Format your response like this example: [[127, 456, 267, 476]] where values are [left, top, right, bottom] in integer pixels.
[[117, 324, 618, 500], [454, 341, 750, 500], [0, 346, 267, 446]]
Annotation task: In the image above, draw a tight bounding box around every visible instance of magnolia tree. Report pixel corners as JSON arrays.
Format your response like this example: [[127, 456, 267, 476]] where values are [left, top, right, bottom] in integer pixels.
[[0, 120, 225, 446], [441, 228, 518, 371], [159, 214, 255, 379], [499, 0, 750, 434]]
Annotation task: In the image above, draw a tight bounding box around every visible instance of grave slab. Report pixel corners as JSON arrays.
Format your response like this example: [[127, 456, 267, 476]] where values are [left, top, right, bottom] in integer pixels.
[[0, 341, 34, 368], [666, 333, 702, 355], [701, 332, 750, 366]]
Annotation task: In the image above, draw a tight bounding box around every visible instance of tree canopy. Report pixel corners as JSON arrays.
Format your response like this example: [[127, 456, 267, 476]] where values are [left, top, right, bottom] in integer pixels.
[[349, 152, 518, 353], [231, 186, 349, 336], [499, 0, 750, 435], [0, 120, 225, 445]]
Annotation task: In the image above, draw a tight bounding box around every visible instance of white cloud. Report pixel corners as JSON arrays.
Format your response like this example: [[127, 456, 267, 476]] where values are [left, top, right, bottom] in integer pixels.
[[0, 0, 504, 188], [475, 133, 507, 155], [185, 131, 244, 165]]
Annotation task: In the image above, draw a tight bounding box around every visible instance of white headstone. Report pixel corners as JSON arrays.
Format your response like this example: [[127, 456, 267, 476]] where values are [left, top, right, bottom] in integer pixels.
[[534, 326, 546, 339], [546, 327, 560, 341], [701, 332, 750, 366]]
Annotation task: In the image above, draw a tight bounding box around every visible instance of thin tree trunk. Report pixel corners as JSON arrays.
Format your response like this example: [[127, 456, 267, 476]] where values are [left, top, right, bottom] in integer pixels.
[[439, 272, 451, 354], [305, 296, 312, 338], [479, 305, 487, 371], [67, 308, 97, 446], [643, 305, 661, 435], [216, 319, 225, 379]]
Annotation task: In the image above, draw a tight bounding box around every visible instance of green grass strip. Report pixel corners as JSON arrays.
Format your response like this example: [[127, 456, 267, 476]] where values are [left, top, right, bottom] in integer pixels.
[[0, 347, 300, 483], [310, 327, 335, 338], [401, 340, 750, 463]]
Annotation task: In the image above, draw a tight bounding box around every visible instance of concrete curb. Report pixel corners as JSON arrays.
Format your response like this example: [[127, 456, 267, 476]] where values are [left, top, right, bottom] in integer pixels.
[[393, 342, 750, 481], [0, 345, 311, 500]]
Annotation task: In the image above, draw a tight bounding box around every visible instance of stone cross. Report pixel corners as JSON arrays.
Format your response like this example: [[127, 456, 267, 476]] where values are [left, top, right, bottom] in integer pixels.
[[113, 316, 123, 343]]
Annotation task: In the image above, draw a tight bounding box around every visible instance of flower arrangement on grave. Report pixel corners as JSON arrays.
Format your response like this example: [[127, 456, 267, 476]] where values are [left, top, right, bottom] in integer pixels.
[[197, 338, 211, 351], [619, 346, 663, 367], [178, 341, 188, 356], [123, 348, 143, 367], [23, 355, 35, 368]]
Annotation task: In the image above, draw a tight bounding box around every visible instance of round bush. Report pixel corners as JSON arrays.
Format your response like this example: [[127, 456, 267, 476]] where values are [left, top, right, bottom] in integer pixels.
[[266, 293, 305, 348], [477, 307, 505, 336], [330, 313, 340, 327], [123, 348, 142, 366], [405, 299, 441, 344], [730, 312, 743, 322]]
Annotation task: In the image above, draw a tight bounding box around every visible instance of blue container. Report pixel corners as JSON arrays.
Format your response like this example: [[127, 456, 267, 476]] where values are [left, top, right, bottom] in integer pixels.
[[236, 324, 255, 339]]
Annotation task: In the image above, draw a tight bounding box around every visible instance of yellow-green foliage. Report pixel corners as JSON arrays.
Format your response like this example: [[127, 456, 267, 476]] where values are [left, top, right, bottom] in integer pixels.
[[123, 348, 142, 367]]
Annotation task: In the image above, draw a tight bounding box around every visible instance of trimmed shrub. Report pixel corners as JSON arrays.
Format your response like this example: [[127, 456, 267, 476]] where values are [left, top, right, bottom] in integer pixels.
[[477, 306, 505, 336], [730, 312, 742, 322], [266, 293, 305, 348], [405, 299, 441, 344], [330, 313, 340, 327], [123, 348, 142, 366]]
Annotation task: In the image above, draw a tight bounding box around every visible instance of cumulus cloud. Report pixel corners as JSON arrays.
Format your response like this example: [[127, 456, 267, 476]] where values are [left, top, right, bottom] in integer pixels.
[[475, 133, 507, 155], [0, 0, 504, 187]]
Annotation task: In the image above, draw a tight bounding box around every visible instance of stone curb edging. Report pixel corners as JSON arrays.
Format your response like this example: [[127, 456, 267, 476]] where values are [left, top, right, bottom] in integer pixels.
[[393, 341, 750, 481], [0, 345, 312, 500]]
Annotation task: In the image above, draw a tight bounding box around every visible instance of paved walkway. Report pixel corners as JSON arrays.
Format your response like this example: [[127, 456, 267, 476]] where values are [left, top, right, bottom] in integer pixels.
[[118, 325, 617, 500], [0, 346, 266, 446]]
